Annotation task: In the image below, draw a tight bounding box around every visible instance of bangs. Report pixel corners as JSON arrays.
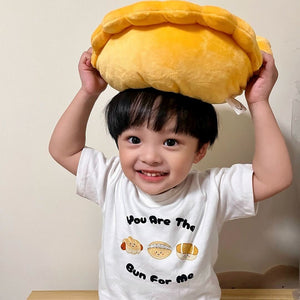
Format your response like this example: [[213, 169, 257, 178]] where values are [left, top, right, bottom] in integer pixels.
[[106, 88, 218, 146], [128, 91, 183, 133]]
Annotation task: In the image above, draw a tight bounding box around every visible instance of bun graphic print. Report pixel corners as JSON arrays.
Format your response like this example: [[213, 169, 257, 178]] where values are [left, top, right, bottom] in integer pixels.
[[121, 236, 143, 254], [176, 243, 198, 261], [148, 241, 172, 260]]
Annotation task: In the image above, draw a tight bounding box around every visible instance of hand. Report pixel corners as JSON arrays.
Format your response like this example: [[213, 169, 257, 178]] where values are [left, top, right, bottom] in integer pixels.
[[78, 48, 107, 97], [245, 51, 278, 105]]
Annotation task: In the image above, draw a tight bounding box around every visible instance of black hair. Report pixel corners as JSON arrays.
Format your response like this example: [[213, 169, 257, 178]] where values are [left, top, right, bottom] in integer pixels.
[[105, 88, 218, 149]]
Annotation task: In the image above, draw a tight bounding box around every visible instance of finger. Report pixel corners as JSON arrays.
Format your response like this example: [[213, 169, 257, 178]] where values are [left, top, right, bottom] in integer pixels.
[[261, 51, 278, 80], [253, 52, 271, 77], [261, 50, 272, 60], [79, 50, 89, 62], [261, 51, 276, 69], [81, 50, 93, 66]]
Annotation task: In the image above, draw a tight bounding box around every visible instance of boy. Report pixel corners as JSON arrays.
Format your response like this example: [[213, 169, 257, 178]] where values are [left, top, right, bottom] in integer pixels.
[[49, 48, 292, 299]]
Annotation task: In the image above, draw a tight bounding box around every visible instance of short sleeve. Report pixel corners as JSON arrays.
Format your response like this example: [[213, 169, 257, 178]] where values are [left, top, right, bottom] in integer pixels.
[[212, 164, 257, 225], [76, 147, 121, 206]]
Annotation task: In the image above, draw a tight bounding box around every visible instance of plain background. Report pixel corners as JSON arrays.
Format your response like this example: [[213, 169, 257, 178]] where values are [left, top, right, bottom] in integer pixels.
[[1, 0, 299, 299]]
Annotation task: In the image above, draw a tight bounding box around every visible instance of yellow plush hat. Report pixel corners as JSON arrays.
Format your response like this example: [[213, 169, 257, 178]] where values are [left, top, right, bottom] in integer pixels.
[[91, 1, 272, 104]]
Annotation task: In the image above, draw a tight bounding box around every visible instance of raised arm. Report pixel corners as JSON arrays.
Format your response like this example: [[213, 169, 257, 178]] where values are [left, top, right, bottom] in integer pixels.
[[245, 52, 293, 202], [49, 49, 107, 175]]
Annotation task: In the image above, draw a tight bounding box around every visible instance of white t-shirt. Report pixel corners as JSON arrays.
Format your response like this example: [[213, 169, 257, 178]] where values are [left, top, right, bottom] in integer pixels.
[[76, 147, 256, 300]]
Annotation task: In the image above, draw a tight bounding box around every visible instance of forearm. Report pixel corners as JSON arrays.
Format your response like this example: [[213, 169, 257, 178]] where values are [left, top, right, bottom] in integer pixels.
[[49, 88, 99, 174], [249, 101, 293, 201]]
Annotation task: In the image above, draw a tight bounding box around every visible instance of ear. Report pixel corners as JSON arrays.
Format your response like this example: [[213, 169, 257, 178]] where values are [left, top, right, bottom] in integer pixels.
[[193, 143, 209, 164]]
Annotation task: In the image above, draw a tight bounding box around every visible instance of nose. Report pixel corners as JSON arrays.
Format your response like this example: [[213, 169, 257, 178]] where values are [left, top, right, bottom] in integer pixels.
[[140, 145, 162, 166]]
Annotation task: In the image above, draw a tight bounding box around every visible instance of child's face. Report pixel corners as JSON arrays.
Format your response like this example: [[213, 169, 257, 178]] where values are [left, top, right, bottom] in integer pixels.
[[117, 119, 207, 195]]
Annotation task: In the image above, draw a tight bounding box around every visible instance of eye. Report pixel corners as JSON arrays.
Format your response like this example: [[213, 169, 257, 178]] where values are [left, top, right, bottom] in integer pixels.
[[164, 139, 178, 147], [128, 136, 141, 144]]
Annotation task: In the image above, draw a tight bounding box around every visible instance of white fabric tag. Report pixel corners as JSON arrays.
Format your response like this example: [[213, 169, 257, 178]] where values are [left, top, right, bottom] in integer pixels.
[[226, 97, 247, 115]]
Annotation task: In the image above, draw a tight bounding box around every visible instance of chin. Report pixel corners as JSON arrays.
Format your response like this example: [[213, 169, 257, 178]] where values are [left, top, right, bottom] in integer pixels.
[[140, 185, 173, 195]]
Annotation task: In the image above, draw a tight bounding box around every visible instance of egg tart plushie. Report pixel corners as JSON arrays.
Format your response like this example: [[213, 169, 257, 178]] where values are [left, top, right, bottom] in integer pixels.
[[91, 1, 272, 104]]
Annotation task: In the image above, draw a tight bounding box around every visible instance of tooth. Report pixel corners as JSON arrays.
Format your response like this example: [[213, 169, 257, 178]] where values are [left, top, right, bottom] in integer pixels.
[[142, 171, 163, 177]]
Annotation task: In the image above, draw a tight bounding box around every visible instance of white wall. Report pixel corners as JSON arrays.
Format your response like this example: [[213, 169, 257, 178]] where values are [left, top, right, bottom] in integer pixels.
[[1, 1, 299, 299]]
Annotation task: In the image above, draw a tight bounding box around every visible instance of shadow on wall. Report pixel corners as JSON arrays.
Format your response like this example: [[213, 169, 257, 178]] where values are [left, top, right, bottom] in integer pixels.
[[195, 104, 255, 171], [292, 94, 300, 200], [217, 265, 299, 289], [292, 84, 300, 286]]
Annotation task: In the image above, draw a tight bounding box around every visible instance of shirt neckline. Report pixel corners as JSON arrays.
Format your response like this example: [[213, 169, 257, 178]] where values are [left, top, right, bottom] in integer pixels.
[[136, 180, 186, 208]]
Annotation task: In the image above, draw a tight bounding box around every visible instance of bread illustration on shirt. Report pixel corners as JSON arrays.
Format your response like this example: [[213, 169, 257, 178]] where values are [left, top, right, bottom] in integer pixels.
[[176, 243, 198, 261], [121, 236, 143, 254], [148, 241, 172, 260]]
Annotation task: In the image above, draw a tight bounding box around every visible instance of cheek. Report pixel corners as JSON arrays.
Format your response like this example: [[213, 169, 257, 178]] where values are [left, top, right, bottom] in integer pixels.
[[172, 153, 195, 169], [119, 150, 136, 176], [170, 157, 194, 180], [119, 148, 132, 164]]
